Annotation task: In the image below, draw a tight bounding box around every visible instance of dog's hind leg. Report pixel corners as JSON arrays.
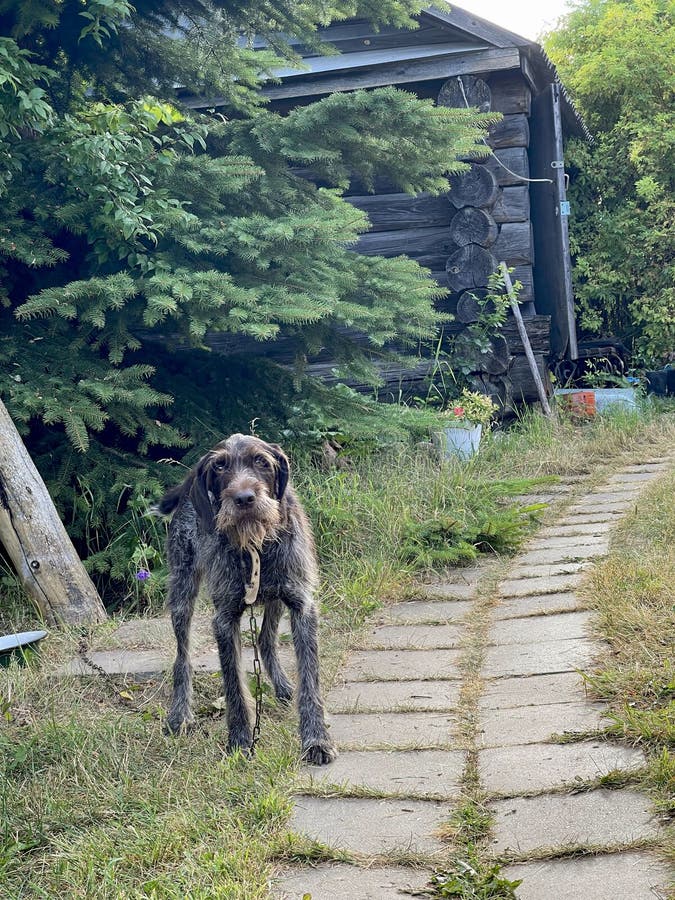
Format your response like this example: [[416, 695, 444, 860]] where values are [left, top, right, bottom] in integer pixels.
[[285, 593, 337, 766], [259, 598, 294, 704], [213, 600, 253, 755], [165, 542, 201, 735]]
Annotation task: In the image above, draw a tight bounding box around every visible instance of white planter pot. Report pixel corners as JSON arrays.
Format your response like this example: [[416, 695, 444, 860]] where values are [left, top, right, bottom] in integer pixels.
[[434, 424, 483, 460]]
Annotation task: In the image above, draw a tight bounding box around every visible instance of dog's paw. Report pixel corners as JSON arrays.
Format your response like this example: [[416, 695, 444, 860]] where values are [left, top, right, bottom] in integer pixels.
[[274, 683, 294, 706], [226, 739, 254, 760], [302, 739, 338, 766], [163, 714, 196, 736]]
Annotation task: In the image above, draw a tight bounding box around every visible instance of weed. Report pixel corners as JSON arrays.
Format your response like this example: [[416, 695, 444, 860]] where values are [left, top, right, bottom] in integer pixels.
[[430, 850, 522, 898]]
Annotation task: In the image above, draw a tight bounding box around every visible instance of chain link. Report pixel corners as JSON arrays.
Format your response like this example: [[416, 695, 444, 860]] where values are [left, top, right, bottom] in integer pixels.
[[248, 605, 263, 754]]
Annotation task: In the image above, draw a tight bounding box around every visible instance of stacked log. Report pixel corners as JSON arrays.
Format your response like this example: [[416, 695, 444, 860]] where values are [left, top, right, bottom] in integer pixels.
[[433, 71, 548, 409]]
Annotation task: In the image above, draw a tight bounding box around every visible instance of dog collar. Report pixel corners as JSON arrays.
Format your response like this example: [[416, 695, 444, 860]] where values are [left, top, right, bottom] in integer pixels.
[[243, 547, 261, 605]]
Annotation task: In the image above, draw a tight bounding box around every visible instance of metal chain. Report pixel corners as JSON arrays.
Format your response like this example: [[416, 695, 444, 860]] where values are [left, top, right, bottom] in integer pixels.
[[248, 604, 264, 754]]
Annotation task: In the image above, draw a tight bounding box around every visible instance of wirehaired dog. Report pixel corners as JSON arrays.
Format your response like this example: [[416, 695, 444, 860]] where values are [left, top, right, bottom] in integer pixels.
[[157, 433, 337, 765]]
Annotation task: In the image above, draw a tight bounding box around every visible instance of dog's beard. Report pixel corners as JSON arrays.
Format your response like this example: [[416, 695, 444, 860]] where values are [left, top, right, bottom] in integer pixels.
[[215, 493, 281, 550]]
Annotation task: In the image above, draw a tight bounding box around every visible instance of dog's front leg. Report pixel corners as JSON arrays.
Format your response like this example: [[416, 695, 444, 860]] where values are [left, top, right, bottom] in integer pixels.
[[213, 602, 253, 756], [286, 593, 337, 766]]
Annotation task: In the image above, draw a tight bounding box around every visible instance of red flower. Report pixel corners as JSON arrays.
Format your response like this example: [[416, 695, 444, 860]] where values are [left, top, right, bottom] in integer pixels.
[[453, 406, 465, 417]]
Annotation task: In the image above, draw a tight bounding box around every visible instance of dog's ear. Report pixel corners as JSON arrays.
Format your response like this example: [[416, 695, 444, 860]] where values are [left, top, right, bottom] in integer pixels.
[[268, 444, 290, 501], [189, 453, 216, 528]]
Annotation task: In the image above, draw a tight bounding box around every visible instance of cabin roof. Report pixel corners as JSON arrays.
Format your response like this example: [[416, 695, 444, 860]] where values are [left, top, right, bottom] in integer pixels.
[[183, 3, 590, 141]]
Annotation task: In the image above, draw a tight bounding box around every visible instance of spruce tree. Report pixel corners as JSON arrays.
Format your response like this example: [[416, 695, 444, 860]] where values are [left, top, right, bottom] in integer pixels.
[[0, 1, 495, 596]]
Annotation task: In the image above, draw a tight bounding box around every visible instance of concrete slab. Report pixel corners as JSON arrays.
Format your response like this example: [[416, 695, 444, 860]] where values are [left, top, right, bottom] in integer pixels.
[[567, 501, 635, 516], [498, 574, 583, 598], [503, 851, 670, 900], [341, 649, 462, 682], [526, 534, 609, 550], [479, 741, 646, 795], [515, 545, 606, 565], [479, 672, 587, 710], [57, 649, 171, 678], [490, 789, 660, 855], [380, 600, 473, 625], [587, 490, 643, 503], [506, 561, 587, 578], [493, 593, 584, 620], [536, 522, 608, 538], [289, 796, 449, 855], [326, 712, 457, 749], [607, 472, 661, 483], [327, 679, 461, 713], [274, 863, 432, 899], [488, 611, 592, 646], [193, 646, 296, 675], [483, 637, 596, 678], [478, 700, 606, 748], [418, 582, 478, 601], [556, 511, 624, 525], [300, 749, 465, 799], [362, 624, 463, 650]]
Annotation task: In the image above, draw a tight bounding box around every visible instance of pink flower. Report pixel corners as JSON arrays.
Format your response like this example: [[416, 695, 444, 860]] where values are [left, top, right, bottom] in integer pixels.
[[453, 406, 465, 417]]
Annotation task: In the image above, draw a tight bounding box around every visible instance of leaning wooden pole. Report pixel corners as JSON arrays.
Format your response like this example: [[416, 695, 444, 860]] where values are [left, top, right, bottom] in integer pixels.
[[0, 398, 106, 625], [499, 262, 553, 419]]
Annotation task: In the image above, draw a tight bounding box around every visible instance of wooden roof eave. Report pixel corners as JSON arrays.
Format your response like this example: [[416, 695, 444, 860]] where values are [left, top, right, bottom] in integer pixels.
[[183, 46, 521, 109]]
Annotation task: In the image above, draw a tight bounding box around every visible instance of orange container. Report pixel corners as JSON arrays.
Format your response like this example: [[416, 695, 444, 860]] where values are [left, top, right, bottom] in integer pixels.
[[565, 390, 596, 417]]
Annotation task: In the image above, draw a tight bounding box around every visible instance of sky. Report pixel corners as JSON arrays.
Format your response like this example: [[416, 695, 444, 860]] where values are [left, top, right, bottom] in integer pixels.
[[450, 0, 576, 41]]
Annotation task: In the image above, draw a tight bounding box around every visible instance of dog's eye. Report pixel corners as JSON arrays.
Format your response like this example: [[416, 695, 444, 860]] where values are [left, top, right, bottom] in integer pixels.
[[213, 459, 230, 472], [254, 455, 270, 469]]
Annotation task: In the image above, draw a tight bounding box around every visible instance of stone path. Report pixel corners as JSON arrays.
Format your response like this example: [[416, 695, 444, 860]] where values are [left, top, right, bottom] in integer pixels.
[[60, 459, 673, 898], [274, 459, 673, 899]]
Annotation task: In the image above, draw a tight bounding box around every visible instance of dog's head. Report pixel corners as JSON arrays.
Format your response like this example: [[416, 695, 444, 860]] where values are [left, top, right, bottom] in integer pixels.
[[189, 434, 290, 549]]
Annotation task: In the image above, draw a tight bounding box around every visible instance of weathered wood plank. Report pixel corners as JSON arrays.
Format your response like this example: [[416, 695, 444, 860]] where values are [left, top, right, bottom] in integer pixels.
[[356, 226, 455, 269], [509, 353, 553, 402], [492, 186, 530, 223], [502, 314, 551, 354], [346, 192, 453, 232], [0, 399, 107, 626], [493, 221, 535, 265], [488, 113, 530, 149], [252, 47, 522, 102], [422, 7, 522, 49], [487, 71, 532, 115], [482, 147, 530, 186]]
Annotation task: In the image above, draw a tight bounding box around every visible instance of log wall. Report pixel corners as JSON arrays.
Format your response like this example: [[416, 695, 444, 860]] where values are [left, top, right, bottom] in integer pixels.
[[342, 68, 550, 410]]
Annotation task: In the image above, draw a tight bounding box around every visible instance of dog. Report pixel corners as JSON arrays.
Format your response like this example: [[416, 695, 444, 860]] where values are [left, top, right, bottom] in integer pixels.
[[157, 433, 337, 765]]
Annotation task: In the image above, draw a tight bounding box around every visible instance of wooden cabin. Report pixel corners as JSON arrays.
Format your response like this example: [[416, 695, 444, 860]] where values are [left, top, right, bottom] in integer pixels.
[[186, 4, 590, 410]]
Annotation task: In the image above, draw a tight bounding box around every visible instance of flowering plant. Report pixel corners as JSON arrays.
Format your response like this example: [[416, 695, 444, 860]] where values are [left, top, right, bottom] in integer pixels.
[[440, 389, 496, 427]]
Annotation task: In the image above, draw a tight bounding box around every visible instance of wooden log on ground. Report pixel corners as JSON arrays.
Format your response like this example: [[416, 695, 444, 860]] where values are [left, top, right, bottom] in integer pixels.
[[448, 207, 498, 248], [0, 398, 107, 626], [492, 186, 530, 223], [437, 75, 491, 112], [482, 147, 530, 186], [446, 245, 498, 292], [488, 113, 530, 149], [346, 192, 452, 232], [502, 314, 551, 354], [493, 222, 535, 266], [488, 71, 532, 115], [509, 353, 553, 403], [456, 289, 493, 324], [448, 164, 499, 209]]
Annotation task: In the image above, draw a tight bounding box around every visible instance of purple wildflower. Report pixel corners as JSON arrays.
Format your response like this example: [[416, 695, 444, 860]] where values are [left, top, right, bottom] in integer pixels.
[[136, 569, 151, 581]]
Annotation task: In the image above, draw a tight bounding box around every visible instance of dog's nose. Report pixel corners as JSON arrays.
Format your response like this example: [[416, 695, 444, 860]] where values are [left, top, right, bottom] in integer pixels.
[[233, 489, 256, 507]]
